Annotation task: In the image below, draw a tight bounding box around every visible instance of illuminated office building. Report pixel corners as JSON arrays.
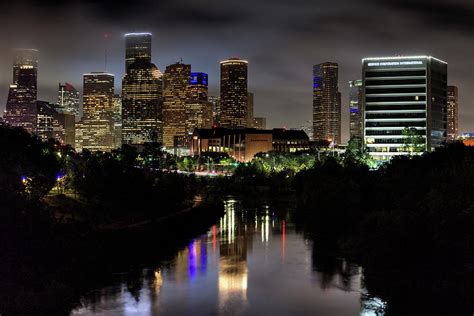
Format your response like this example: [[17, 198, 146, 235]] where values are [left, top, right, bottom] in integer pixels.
[[186, 72, 212, 134], [220, 58, 248, 128], [313, 62, 341, 144], [113, 94, 122, 148], [163, 62, 191, 148], [57, 82, 80, 120], [36, 101, 75, 145], [125, 32, 152, 71], [247, 92, 254, 127], [447, 85, 458, 141], [253, 117, 266, 129], [122, 59, 163, 146], [4, 49, 39, 133], [209, 95, 221, 125], [363, 56, 447, 160], [75, 72, 115, 152], [349, 79, 363, 143]]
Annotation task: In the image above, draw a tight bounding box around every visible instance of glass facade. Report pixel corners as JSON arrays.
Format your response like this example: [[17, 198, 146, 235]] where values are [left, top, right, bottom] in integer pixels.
[[124, 33, 152, 72], [447, 85, 458, 141], [349, 79, 363, 143], [186, 72, 212, 135], [57, 82, 80, 120], [362, 56, 447, 160]]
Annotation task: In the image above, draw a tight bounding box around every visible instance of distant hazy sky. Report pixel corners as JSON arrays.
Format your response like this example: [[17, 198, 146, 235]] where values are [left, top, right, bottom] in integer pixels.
[[1, 0, 473, 141]]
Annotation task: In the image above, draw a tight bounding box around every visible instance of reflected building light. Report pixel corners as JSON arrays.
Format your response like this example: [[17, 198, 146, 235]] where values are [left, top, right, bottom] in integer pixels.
[[282, 220, 286, 260], [212, 225, 217, 254], [154, 270, 163, 295]]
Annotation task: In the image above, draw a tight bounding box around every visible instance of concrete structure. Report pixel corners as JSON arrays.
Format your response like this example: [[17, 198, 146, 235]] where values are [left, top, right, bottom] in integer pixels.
[[362, 56, 447, 161], [191, 128, 310, 162], [447, 85, 458, 141]]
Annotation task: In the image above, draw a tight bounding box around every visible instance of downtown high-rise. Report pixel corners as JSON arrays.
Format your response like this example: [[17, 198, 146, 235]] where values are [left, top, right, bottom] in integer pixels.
[[122, 32, 163, 146], [125, 33, 152, 72], [362, 56, 447, 160], [4, 49, 39, 133], [75, 72, 115, 152], [313, 62, 341, 145], [447, 85, 458, 141], [220, 58, 248, 128], [349, 79, 363, 143], [186, 72, 212, 134], [57, 82, 80, 120], [162, 62, 191, 148]]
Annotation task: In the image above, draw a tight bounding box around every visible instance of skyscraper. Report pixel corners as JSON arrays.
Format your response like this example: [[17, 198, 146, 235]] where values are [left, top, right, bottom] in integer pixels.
[[220, 58, 248, 128], [349, 79, 363, 143], [253, 117, 266, 129], [57, 82, 80, 120], [447, 85, 458, 141], [186, 72, 212, 134], [75, 72, 115, 152], [4, 49, 39, 133], [209, 95, 221, 126], [313, 62, 341, 145], [122, 57, 163, 146], [113, 94, 122, 149], [162, 62, 191, 148], [362, 56, 447, 160], [125, 33, 152, 71], [247, 92, 254, 127]]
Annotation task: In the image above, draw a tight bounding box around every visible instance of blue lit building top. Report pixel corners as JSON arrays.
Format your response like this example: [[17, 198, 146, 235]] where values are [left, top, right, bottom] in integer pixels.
[[190, 72, 208, 86]]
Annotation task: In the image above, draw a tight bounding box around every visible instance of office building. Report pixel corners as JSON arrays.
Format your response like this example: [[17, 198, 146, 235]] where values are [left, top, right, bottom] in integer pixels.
[[186, 72, 213, 134], [209, 95, 221, 125], [36, 101, 75, 145], [75, 72, 115, 152], [122, 58, 163, 146], [253, 117, 266, 129], [163, 62, 191, 148], [362, 56, 447, 160], [113, 94, 122, 148], [447, 85, 458, 141], [247, 92, 254, 127], [125, 33, 152, 71], [220, 58, 248, 128], [57, 82, 80, 120], [349, 79, 363, 143], [313, 62, 341, 144], [4, 49, 39, 133]]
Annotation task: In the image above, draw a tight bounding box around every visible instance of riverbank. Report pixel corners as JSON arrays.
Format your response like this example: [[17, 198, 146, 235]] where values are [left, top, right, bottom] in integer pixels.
[[0, 195, 225, 315]]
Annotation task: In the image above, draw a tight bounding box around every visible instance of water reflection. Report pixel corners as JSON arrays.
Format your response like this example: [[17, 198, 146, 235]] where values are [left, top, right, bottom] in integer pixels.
[[72, 200, 384, 315]]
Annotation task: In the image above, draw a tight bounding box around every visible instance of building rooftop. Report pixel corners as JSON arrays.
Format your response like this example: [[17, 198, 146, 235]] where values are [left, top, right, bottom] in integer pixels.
[[194, 127, 309, 140]]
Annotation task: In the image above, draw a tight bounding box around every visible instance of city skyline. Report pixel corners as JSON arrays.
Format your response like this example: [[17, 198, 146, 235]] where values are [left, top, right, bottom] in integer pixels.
[[0, 0, 472, 142]]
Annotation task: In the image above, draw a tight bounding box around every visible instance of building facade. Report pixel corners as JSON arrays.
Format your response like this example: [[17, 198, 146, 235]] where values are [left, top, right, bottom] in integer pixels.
[[191, 128, 309, 162], [125, 33, 152, 72], [209, 95, 221, 126], [186, 72, 213, 135], [362, 56, 447, 160], [36, 101, 75, 145], [447, 85, 458, 141], [57, 82, 80, 120], [76, 72, 115, 152], [163, 62, 191, 148], [313, 62, 341, 145], [4, 49, 39, 133], [122, 59, 163, 146], [220, 58, 248, 128], [253, 117, 266, 129], [349, 79, 363, 143], [247, 92, 254, 127]]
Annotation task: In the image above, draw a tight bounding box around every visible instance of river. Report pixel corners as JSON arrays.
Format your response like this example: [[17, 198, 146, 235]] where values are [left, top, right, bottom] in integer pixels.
[[71, 199, 385, 315]]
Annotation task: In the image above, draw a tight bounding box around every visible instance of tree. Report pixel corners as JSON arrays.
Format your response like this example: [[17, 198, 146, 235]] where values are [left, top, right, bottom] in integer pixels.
[[401, 127, 425, 155]]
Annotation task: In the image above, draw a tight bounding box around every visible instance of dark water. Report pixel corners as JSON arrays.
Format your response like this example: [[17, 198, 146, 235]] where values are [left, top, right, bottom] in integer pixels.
[[71, 199, 385, 315]]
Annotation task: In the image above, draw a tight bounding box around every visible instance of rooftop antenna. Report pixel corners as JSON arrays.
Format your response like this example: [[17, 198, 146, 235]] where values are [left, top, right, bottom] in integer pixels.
[[103, 33, 109, 71]]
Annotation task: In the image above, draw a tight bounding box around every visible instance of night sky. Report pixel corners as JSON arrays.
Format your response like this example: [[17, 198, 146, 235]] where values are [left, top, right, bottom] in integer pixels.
[[1, 0, 473, 142]]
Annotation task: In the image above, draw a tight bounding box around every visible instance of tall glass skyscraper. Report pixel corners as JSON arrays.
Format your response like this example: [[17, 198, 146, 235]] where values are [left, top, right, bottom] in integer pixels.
[[57, 82, 80, 120], [186, 72, 212, 135], [4, 49, 39, 133], [75, 72, 115, 152], [124, 33, 152, 72], [163, 62, 191, 148], [362, 56, 447, 160], [122, 56, 163, 146], [220, 58, 248, 128], [447, 85, 458, 141], [349, 79, 363, 143], [312, 62, 341, 145]]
